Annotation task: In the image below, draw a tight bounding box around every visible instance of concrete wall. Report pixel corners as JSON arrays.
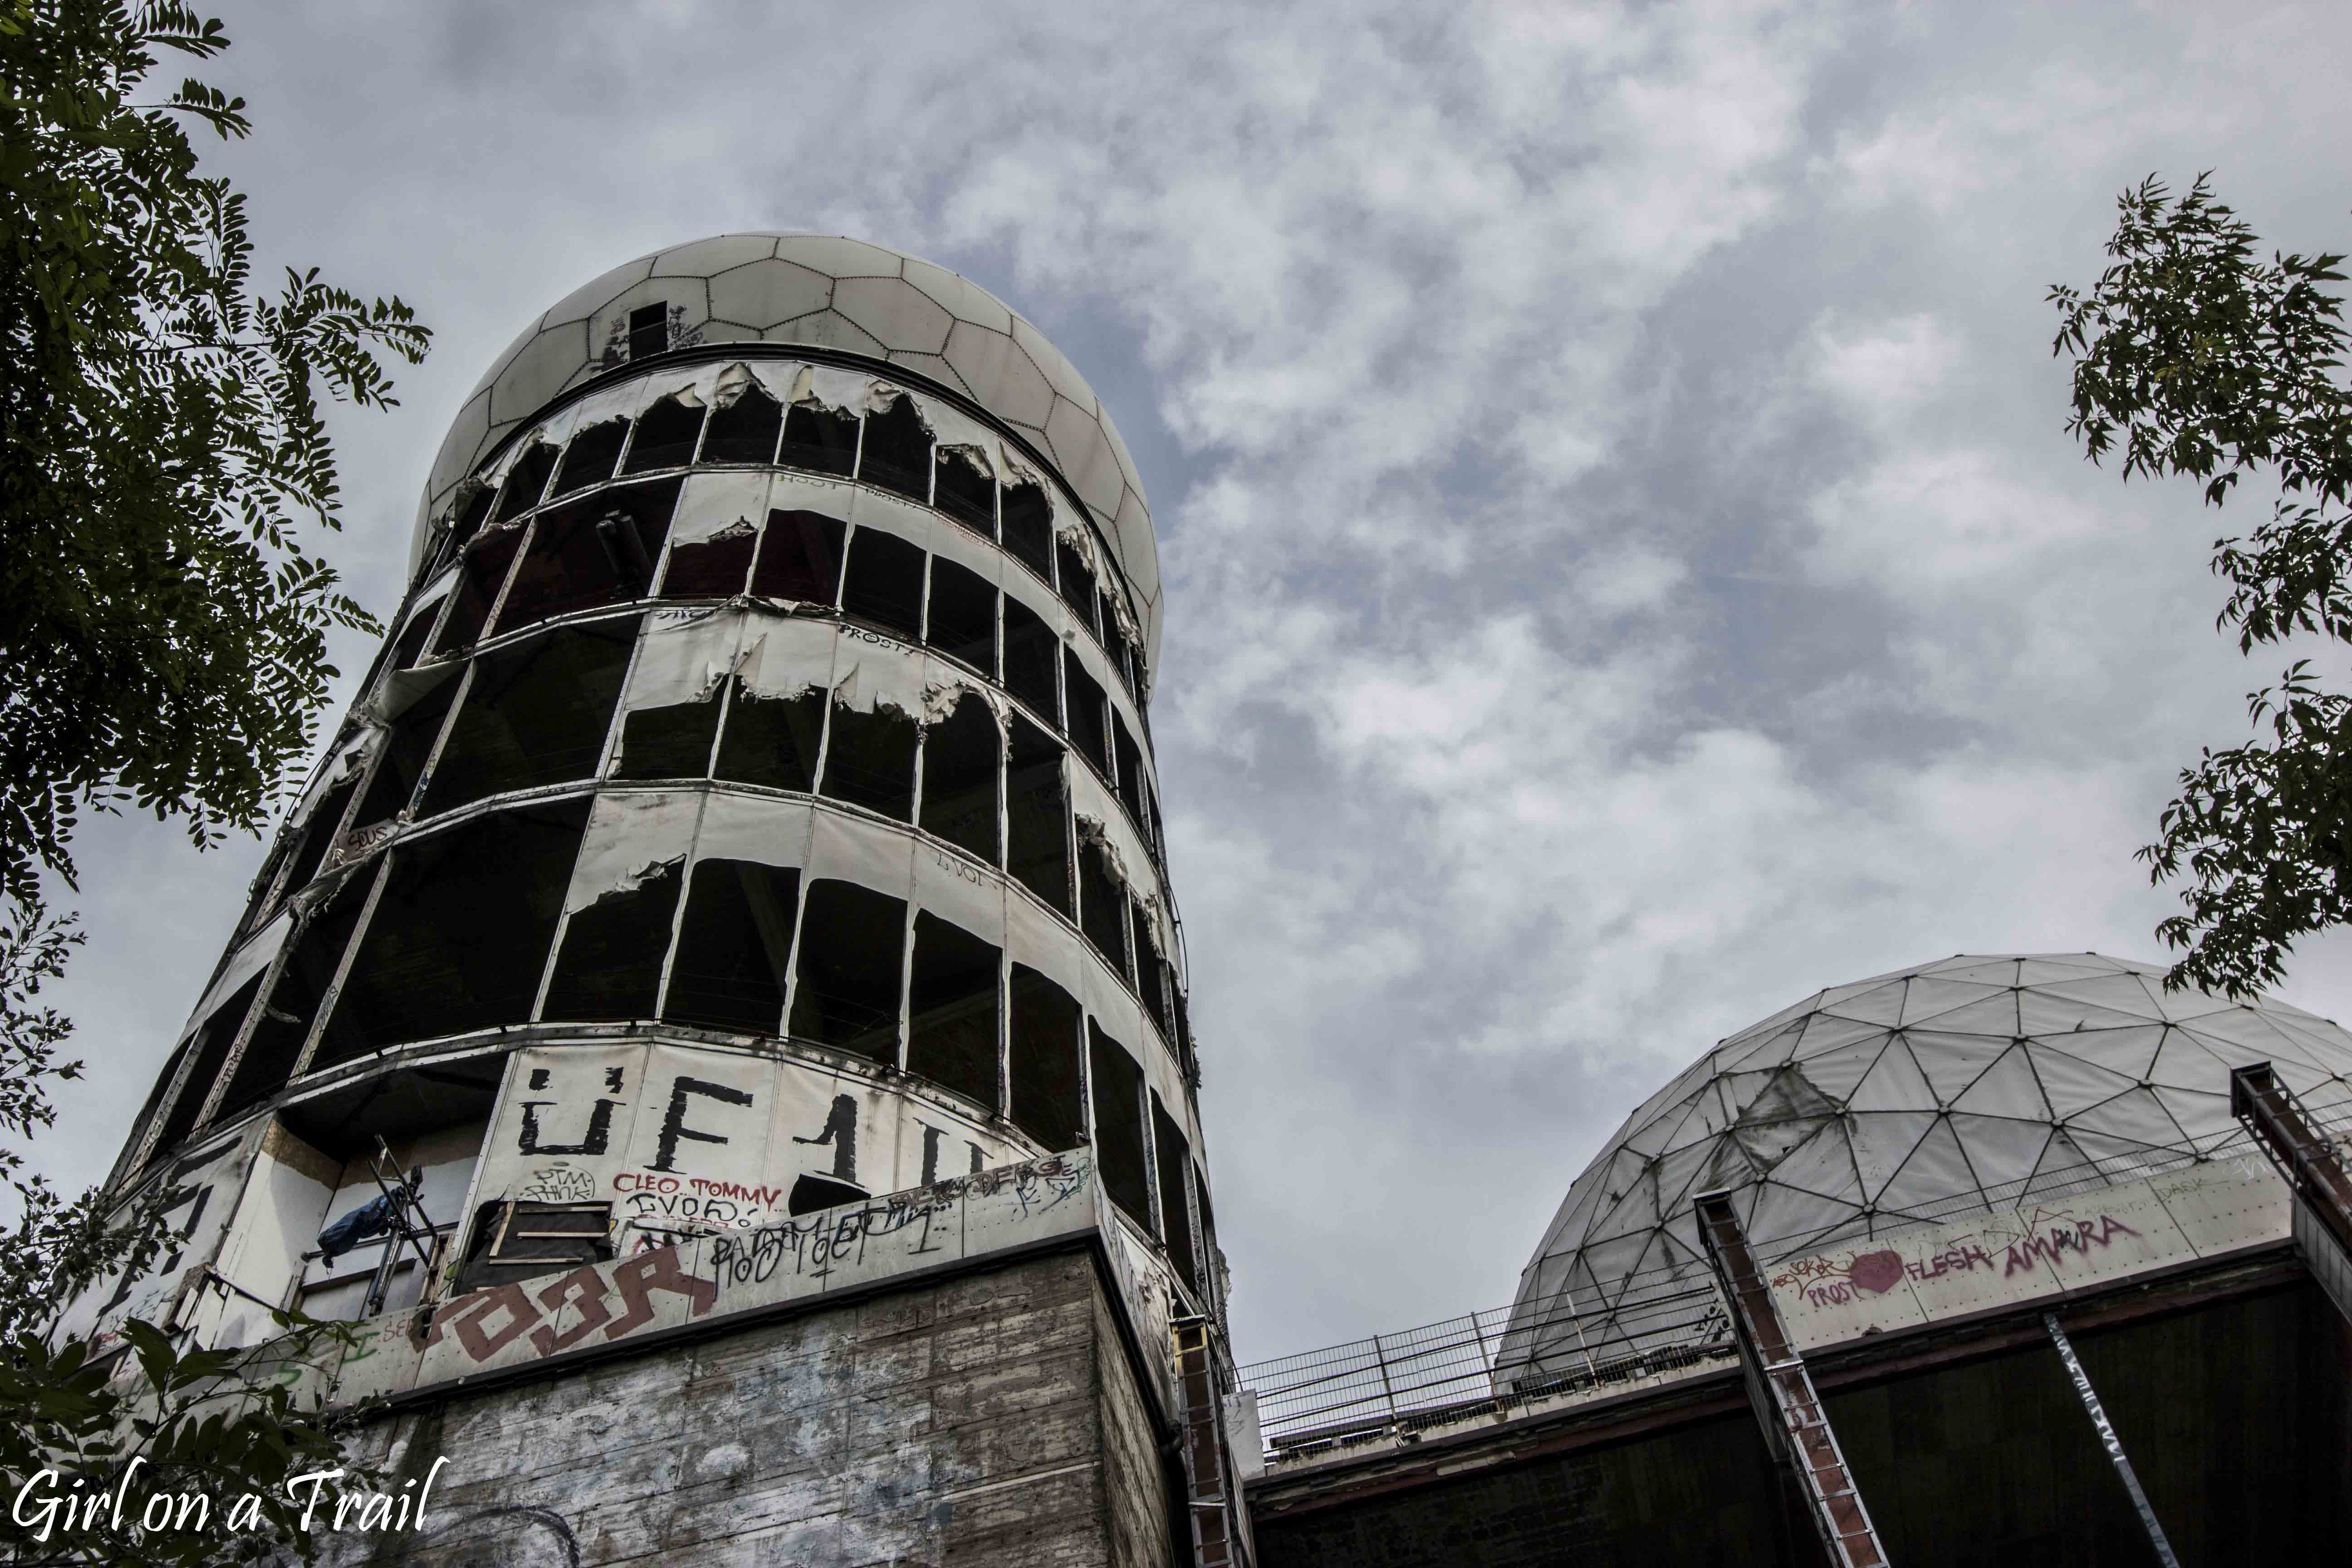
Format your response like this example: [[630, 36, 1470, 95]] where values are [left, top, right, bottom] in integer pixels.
[[328, 1247, 1176, 1568]]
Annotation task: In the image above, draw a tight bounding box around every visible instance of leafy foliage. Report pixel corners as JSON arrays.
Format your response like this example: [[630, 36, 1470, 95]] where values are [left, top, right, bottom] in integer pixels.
[[0, 0, 430, 905], [2052, 173, 2352, 996]]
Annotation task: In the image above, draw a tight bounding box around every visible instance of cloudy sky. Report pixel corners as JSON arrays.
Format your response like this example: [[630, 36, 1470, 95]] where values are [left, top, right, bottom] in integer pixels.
[[34, 0, 2352, 1368]]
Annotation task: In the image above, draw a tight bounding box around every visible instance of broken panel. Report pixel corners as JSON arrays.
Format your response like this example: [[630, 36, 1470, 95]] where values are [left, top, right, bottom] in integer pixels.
[[542, 861, 684, 1022], [714, 678, 826, 792], [622, 394, 706, 474], [352, 676, 459, 828], [701, 380, 784, 465], [445, 485, 497, 561], [658, 520, 757, 598], [455, 1199, 616, 1295], [919, 693, 1001, 866], [1006, 713, 1072, 916], [431, 527, 524, 657], [1079, 840, 1132, 980], [277, 776, 358, 902], [1089, 1022, 1151, 1230], [615, 694, 720, 780], [1009, 964, 1083, 1152], [1134, 903, 1170, 1036], [1112, 711, 1147, 831], [491, 480, 677, 634], [788, 878, 906, 1063], [314, 799, 590, 1065], [1063, 649, 1111, 777], [925, 557, 997, 676], [225, 871, 373, 1109], [419, 622, 632, 816], [1096, 589, 1123, 659], [779, 402, 858, 477], [1001, 593, 1060, 723], [550, 416, 629, 497], [934, 452, 997, 536], [1001, 480, 1054, 582], [750, 508, 846, 605], [1055, 539, 1099, 632], [839, 527, 926, 640], [150, 974, 263, 1153], [388, 601, 441, 671], [858, 394, 933, 502], [908, 911, 1001, 1112], [817, 700, 917, 821], [493, 441, 560, 523], [1153, 1093, 1200, 1295], [663, 859, 800, 1034]]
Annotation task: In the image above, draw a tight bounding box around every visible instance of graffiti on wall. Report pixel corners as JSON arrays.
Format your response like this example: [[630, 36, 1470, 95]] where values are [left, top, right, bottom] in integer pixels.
[[1774, 1209, 2147, 1310]]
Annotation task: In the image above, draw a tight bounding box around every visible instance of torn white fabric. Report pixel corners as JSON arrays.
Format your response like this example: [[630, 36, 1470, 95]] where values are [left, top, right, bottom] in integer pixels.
[[696, 794, 816, 870], [737, 614, 842, 701], [669, 471, 774, 546], [564, 792, 704, 913], [767, 468, 857, 518], [1068, 766, 1159, 906], [185, 914, 292, 1039], [783, 363, 894, 416], [621, 607, 746, 713], [828, 634, 932, 720], [912, 844, 1007, 946], [708, 361, 759, 410], [1004, 887, 1086, 1001], [806, 805, 917, 898]]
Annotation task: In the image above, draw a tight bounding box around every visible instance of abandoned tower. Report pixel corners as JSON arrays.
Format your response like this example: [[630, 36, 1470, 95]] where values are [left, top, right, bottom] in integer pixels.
[[73, 235, 1250, 1566]]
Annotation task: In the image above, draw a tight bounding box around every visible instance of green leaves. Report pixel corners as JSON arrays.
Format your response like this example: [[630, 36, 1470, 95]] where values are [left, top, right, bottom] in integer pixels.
[[2054, 174, 2352, 996]]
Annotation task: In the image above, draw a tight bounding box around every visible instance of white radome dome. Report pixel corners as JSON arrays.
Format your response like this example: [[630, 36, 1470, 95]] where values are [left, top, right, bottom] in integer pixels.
[[1501, 952, 2352, 1377]]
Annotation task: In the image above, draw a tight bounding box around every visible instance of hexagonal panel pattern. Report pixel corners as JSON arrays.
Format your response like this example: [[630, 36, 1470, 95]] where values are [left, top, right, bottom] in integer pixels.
[[1499, 952, 2352, 1377], [413, 234, 1161, 657]]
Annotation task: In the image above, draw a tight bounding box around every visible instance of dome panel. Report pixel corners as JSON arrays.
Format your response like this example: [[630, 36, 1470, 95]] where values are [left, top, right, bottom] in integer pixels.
[[708, 259, 833, 330], [1500, 952, 2352, 1385], [655, 234, 777, 275], [831, 276, 955, 355]]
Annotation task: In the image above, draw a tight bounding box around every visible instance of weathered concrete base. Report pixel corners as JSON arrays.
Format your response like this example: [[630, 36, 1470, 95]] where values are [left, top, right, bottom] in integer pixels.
[[327, 1245, 1176, 1567]]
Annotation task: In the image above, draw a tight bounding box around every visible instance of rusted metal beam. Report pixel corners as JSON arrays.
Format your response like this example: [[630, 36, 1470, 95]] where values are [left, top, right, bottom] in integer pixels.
[[1174, 1315, 1251, 1568], [2230, 1062, 2352, 1327], [1693, 1190, 1888, 1568]]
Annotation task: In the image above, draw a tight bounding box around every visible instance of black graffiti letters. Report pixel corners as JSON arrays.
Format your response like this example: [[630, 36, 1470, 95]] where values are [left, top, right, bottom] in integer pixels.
[[792, 1093, 859, 1182], [517, 1098, 617, 1156], [651, 1076, 756, 1173]]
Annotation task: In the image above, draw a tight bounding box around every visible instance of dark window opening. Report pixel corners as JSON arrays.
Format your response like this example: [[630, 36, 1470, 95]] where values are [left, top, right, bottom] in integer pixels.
[[456, 1199, 614, 1295], [446, 485, 497, 559], [551, 418, 629, 497], [751, 509, 846, 604], [1089, 1024, 1150, 1229], [628, 302, 669, 362], [1173, 989, 1196, 1082], [352, 676, 459, 828], [278, 778, 358, 902], [926, 558, 996, 676], [152, 975, 263, 1153], [1055, 539, 1098, 631], [389, 603, 440, 672], [1113, 713, 1147, 831], [315, 799, 588, 1064], [934, 453, 997, 535], [491, 490, 671, 635], [1110, 622, 1139, 705], [542, 862, 683, 1022], [227, 870, 373, 1110], [431, 528, 524, 657], [1009, 965, 1082, 1151], [1153, 1096, 1199, 1294], [789, 879, 906, 1062], [1006, 715, 1070, 916], [701, 382, 784, 465], [659, 523, 756, 598], [622, 396, 706, 474], [818, 702, 917, 821], [1148, 789, 1168, 870], [839, 527, 925, 640], [1096, 590, 1122, 658], [1001, 481, 1054, 580], [1134, 903, 1168, 1030], [714, 680, 825, 792], [1079, 841, 1131, 980], [494, 443, 560, 523], [1002, 594, 1059, 722], [779, 402, 858, 477], [420, 623, 632, 816], [1063, 651, 1111, 776], [908, 911, 1000, 1111], [920, 694, 1000, 865], [857, 395, 932, 502], [1128, 640, 1150, 708], [1193, 1168, 1219, 1302], [662, 860, 799, 1034], [616, 697, 720, 781]]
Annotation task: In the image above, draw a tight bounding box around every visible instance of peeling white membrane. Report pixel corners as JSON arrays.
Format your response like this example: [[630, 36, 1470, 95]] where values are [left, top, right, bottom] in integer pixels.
[[565, 793, 703, 911], [184, 913, 292, 1040]]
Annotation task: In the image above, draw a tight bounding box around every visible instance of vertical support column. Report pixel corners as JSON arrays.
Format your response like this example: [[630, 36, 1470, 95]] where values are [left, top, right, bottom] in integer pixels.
[[1693, 1190, 1888, 1568], [2231, 1061, 2352, 1327], [2043, 1312, 2180, 1568], [1172, 1315, 1250, 1568]]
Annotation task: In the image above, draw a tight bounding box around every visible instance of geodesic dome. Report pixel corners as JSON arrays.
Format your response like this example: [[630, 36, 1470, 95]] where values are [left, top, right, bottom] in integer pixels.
[[1498, 952, 2352, 1382], [412, 233, 1162, 657]]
